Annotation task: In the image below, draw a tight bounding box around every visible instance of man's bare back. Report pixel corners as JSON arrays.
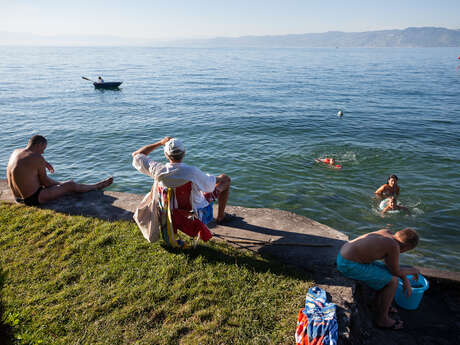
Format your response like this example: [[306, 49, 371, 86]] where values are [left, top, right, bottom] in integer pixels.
[[7, 135, 113, 206], [7, 148, 48, 200]]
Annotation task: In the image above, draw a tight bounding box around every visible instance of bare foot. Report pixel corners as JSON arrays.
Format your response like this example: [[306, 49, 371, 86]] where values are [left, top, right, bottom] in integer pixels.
[[96, 176, 113, 190], [216, 213, 237, 225], [376, 317, 404, 330]]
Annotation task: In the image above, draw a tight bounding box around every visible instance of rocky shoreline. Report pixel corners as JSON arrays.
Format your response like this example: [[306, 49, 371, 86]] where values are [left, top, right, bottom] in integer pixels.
[[1, 179, 458, 344]]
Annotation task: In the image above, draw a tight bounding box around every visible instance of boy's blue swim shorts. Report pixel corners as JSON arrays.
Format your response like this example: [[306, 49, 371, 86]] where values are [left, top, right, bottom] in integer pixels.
[[336, 252, 394, 290]]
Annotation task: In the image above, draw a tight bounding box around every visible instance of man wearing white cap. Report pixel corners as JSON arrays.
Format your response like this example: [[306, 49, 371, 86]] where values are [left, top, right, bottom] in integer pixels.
[[132, 136, 231, 225]]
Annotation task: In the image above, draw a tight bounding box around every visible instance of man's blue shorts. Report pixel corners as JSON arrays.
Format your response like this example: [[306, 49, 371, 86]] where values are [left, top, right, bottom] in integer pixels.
[[336, 253, 394, 290]]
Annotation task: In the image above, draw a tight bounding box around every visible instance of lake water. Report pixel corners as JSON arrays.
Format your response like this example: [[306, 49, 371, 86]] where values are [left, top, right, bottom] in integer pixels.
[[1, 46, 459, 271]]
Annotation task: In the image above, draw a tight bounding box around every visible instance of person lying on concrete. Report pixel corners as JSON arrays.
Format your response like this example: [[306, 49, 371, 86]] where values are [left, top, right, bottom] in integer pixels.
[[375, 174, 400, 199], [7, 135, 113, 206], [380, 196, 410, 217], [337, 228, 419, 330], [132, 136, 232, 225]]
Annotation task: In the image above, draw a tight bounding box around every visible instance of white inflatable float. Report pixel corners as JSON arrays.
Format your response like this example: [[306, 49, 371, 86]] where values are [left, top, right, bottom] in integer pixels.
[[379, 198, 400, 214]]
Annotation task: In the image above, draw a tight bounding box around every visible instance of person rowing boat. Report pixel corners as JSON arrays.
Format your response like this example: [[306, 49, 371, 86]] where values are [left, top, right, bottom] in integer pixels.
[[81, 76, 122, 89]]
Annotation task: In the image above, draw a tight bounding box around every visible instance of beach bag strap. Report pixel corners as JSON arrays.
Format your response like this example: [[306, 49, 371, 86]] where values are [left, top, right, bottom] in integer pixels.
[[159, 187, 183, 248], [133, 180, 161, 243]]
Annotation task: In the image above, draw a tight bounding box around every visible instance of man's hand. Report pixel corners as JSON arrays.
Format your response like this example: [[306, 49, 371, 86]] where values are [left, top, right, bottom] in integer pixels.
[[44, 161, 54, 174], [402, 276, 412, 298], [132, 136, 172, 157], [160, 136, 172, 145]]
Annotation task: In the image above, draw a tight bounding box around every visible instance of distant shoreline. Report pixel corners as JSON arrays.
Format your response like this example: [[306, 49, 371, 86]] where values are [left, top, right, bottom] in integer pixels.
[[1, 26, 460, 48]]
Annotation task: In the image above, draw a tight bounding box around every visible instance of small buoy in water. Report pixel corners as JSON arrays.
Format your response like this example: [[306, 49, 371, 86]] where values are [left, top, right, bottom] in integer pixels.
[[458, 56, 460, 59], [337, 110, 343, 117]]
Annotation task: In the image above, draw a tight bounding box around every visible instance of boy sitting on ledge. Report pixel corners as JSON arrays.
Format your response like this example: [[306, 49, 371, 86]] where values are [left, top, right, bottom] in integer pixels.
[[336, 228, 419, 330]]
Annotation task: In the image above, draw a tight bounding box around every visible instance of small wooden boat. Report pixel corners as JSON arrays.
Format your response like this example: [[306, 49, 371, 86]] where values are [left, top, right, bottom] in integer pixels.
[[93, 81, 122, 89]]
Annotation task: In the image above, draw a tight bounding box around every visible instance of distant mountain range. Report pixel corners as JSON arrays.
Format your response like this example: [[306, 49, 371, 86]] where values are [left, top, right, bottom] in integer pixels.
[[1, 27, 459, 47], [167, 27, 460, 48]]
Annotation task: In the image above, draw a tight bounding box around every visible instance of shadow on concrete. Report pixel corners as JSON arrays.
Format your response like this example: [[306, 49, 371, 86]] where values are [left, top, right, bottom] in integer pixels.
[[38, 190, 135, 221], [212, 213, 341, 242], [353, 278, 460, 345], [209, 213, 351, 286]]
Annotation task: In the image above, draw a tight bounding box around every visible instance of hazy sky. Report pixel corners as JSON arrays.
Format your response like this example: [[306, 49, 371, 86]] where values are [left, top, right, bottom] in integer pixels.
[[1, 0, 459, 39]]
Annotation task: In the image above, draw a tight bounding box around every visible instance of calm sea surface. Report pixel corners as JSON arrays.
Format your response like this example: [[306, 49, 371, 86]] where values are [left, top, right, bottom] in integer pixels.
[[1, 47, 459, 271]]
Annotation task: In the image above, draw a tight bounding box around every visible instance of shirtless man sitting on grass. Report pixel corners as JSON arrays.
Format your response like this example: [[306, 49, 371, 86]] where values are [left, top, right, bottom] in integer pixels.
[[7, 135, 113, 206], [337, 228, 419, 330]]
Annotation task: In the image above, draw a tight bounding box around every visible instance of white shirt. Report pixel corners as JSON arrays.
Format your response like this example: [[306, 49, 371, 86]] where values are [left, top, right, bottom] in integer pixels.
[[132, 154, 216, 210]]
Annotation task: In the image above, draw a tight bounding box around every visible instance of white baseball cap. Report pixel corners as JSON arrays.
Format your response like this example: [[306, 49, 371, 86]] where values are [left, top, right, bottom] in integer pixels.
[[164, 138, 185, 157]]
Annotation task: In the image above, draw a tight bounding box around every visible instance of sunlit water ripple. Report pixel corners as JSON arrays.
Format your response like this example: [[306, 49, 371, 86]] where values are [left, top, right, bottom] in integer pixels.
[[1, 46, 459, 271]]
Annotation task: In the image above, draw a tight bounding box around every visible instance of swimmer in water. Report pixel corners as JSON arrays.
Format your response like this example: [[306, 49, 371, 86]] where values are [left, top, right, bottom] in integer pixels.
[[315, 157, 342, 169], [381, 197, 410, 217], [375, 175, 400, 199]]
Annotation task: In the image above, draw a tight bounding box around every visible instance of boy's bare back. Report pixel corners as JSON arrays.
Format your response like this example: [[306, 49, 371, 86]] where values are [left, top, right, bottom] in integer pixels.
[[340, 229, 398, 264]]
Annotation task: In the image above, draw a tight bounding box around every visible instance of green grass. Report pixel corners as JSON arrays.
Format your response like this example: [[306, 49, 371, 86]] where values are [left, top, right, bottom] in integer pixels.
[[0, 202, 313, 345]]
